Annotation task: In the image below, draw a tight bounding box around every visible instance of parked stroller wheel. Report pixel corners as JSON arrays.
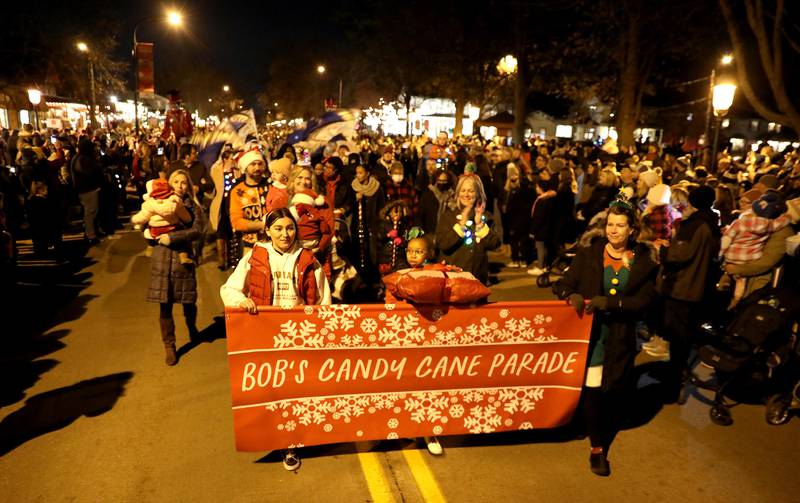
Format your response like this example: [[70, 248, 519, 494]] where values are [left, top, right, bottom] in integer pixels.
[[536, 274, 550, 288], [765, 395, 792, 425], [709, 404, 733, 426]]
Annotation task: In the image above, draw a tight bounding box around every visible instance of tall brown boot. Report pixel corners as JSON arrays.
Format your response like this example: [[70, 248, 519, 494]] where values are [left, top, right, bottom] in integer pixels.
[[159, 318, 178, 366]]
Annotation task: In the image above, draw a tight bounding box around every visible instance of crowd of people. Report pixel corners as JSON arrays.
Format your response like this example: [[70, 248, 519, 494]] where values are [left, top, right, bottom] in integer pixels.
[[3, 119, 800, 475]]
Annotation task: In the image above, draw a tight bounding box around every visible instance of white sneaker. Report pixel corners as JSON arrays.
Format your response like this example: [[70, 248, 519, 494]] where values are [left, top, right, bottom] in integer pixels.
[[642, 336, 670, 358], [424, 436, 443, 456], [282, 449, 301, 471], [526, 266, 545, 276]]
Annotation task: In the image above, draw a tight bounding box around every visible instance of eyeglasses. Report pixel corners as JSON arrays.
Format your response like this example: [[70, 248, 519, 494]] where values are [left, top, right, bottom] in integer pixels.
[[407, 249, 427, 256]]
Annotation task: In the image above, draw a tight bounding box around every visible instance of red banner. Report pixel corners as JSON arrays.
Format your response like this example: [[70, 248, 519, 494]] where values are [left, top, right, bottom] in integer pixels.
[[136, 42, 154, 93], [225, 302, 592, 451]]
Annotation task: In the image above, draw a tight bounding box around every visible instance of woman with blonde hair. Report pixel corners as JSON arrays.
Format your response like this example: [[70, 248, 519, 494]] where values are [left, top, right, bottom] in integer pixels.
[[435, 175, 501, 284], [146, 169, 204, 366]]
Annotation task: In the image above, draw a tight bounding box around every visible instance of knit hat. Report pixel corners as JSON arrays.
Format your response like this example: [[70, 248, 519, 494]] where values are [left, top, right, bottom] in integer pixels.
[[638, 168, 661, 190], [291, 188, 326, 208], [237, 148, 265, 171], [269, 157, 292, 181], [740, 188, 763, 207], [149, 179, 172, 200], [752, 191, 787, 219], [647, 184, 671, 206], [720, 169, 739, 185], [756, 174, 779, 189], [676, 155, 691, 169], [382, 145, 394, 155], [688, 185, 715, 210], [694, 166, 708, 179]]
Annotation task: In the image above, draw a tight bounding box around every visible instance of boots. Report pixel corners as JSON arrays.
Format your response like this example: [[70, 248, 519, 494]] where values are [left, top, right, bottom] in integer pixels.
[[159, 317, 178, 366], [216, 238, 228, 270], [183, 304, 202, 343]]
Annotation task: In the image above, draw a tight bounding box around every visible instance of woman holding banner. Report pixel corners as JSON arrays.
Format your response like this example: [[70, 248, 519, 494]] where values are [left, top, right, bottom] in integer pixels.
[[554, 193, 658, 477], [220, 207, 331, 470]]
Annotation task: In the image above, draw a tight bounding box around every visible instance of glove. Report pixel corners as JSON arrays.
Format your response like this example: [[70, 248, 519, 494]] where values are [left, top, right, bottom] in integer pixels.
[[567, 294, 585, 318], [585, 296, 609, 314]]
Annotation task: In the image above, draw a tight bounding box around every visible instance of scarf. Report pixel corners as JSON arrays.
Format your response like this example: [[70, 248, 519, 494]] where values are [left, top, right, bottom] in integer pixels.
[[352, 176, 380, 197]]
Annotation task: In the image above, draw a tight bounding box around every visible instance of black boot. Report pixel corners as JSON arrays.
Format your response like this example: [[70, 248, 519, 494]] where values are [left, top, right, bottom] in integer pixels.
[[160, 318, 178, 366], [589, 450, 610, 477]]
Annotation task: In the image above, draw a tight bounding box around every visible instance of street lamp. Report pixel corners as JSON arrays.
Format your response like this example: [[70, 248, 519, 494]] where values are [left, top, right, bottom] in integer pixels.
[[497, 54, 518, 75], [76, 42, 98, 130], [27, 89, 42, 130], [316, 64, 343, 108], [133, 9, 184, 135], [711, 81, 737, 172], [223, 85, 230, 93], [703, 53, 734, 157]]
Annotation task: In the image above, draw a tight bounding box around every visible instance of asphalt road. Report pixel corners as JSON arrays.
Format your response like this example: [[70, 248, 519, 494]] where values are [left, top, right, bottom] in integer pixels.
[[1, 232, 799, 502]]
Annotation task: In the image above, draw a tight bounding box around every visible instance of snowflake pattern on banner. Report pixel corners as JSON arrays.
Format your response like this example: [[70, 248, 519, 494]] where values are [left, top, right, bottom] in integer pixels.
[[264, 387, 546, 436], [317, 304, 361, 331], [378, 314, 426, 346], [274, 320, 324, 348]]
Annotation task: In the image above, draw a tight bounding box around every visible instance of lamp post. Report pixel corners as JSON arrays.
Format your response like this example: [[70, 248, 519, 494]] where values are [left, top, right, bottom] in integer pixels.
[[133, 9, 183, 136], [27, 88, 42, 130], [703, 54, 734, 164], [316, 65, 343, 108], [76, 42, 98, 130], [711, 82, 736, 172]]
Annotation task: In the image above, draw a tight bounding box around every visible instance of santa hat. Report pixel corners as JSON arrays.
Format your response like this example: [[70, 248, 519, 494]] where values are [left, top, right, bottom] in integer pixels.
[[291, 188, 326, 208], [269, 157, 292, 181], [149, 179, 172, 200], [237, 148, 265, 171], [647, 184, 671, 206]]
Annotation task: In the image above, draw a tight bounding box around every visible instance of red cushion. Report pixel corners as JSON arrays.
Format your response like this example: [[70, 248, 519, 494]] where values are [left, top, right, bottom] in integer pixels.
[[382, 264, 491, 304]]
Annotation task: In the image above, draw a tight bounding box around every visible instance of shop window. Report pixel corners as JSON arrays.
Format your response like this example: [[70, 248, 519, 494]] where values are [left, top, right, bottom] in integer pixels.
[[20, 110, 30, 125], [750, 120, 760, 132], [0, 108, 8, 128]]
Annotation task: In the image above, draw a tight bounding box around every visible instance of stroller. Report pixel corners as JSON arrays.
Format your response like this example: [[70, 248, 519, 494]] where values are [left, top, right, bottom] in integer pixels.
[[692, 277, 800, 426], [536, 243, 576, 288]]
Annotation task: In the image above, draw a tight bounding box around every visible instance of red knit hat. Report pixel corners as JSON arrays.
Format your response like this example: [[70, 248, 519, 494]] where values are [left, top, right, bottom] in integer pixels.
[[149, 179, 172, 200]]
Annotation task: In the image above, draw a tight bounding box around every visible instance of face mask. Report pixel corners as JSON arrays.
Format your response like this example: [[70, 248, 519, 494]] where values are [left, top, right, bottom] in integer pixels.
[[436, 183, 450, 191], [391, 174, 404, 184]]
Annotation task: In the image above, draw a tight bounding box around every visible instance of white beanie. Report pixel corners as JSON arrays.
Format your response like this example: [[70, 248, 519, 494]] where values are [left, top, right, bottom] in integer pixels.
[[638, 168, 662, 190], [237, 148, 264, 171], [647, 184, 671, 206]]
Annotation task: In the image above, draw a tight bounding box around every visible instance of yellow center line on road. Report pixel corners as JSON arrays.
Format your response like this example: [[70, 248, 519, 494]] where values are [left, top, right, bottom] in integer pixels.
[[357, 451, 397, 503], [402, 448, 447, 503]]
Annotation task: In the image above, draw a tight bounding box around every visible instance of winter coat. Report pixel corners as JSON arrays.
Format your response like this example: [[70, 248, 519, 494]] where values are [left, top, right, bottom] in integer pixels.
[[70, 152, 102, 194], [146, 197, 202, 304], [656, 208, 721, 302], [554, 238, 658, 392], [349, 187, 385, 269], [131, 194, 191, 229], [418, 185, 453, 236], [504, 181, 535, 239], [530, 192, 556, 241], [435, 207, 501, 285]]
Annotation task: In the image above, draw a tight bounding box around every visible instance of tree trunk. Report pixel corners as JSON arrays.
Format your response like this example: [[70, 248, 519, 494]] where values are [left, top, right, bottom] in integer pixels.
[[454, 94, 464, 136], [616, 11, 641, 148], [513, 53, 528, 145]]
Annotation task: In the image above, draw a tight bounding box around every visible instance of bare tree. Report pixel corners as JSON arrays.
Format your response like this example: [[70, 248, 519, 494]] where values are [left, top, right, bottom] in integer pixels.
[[719, 0, 800, 134]]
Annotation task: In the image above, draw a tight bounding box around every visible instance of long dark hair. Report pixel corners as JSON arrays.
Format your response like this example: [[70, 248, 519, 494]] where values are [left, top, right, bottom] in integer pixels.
[[264, 207, 297, 232]]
